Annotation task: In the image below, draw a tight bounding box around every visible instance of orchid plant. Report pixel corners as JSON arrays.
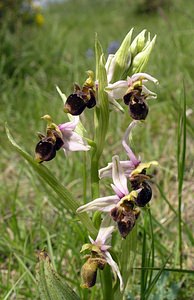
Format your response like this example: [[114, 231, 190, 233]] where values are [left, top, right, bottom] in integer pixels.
[[7, 28, 159, 299]]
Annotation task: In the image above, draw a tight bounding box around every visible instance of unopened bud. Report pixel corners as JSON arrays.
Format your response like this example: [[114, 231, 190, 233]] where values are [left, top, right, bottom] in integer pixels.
[[132, 35, 156, 73], [130, 29, 147, 58]]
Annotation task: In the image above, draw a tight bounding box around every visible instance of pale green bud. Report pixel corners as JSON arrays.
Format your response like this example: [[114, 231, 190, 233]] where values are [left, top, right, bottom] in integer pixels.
[[130, 29, 147, 58], [110, 28, 134, 82], [131, 35, 156, 74]]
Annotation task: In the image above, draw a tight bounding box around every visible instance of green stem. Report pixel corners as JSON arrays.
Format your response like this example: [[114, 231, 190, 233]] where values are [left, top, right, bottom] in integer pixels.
[[83, 152, 87, 204], [91, 151, 100, 199], [177, 87, 186, 269], [147, 208, 155, 290], [100, 266, 114, 300]]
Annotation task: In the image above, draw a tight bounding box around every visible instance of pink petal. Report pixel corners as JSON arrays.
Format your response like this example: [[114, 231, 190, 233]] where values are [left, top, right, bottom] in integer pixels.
[[131, 72, 158, 84], [112, 156, 129, 196], [104, 251, 124, 291], [62, 131, 90, 152], [95, 216, 115, 245], [58, 116, 79, 132], [76, 195, 120, 213], [122, 121, 140, 167]]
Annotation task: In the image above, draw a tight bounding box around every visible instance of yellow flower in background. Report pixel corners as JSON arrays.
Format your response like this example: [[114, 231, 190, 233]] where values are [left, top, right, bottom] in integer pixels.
[[35, 13, 44, 26]]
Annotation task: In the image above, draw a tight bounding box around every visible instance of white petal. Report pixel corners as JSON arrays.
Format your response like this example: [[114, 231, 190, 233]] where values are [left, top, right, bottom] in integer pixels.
[[99, 162, 113, 179], [105, 80, 128, 99], [131, 72, 158, 84], [95, 216, 115, 245], [112, 156, 129, 196], [88, 236, 94, 244], [120, 161, 136, 173], [99, 160, 135, 179], [58, 116, 79, 132], [105, 54, 116, 83], [76, 195, 120, 213], [122, 121, 140, 167], [111, 184, 124, 199], [142, 85, 157, 99], [62, 131, 90, 152], [104, 251, 124, 291]]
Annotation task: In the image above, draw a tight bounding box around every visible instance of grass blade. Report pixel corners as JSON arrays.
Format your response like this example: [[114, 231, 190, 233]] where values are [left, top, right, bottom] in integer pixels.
[[143, 255, 171, 299], [176, 85, 187, 268]]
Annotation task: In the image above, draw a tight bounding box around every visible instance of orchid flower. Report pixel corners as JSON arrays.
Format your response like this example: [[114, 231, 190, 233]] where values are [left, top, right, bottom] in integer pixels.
[[58, 116, 91, 154], [77, 155, 130, 213], [35, 115, 90, 162], [105, 72, 158, 117], [63, 70, 96, 116], [77, 156, 140, 238], [105, 72, 158, 101], [80, 217, 123, 290]]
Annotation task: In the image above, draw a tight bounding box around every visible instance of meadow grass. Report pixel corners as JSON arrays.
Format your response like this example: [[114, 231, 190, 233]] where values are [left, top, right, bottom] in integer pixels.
[[1, 0, 194, 299]]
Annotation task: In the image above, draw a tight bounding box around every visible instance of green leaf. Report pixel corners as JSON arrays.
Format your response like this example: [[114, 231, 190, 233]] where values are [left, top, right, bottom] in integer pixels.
[[5, 124, 97, 237], [36, 251, 80, 300], [110, 28, 133, 82], [95, 33, 103, 80]]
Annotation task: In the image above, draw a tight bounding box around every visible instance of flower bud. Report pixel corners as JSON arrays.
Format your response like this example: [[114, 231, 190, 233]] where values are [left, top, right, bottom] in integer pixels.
[[132, 35, 156, 73], [130, 29, 146, 58]]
